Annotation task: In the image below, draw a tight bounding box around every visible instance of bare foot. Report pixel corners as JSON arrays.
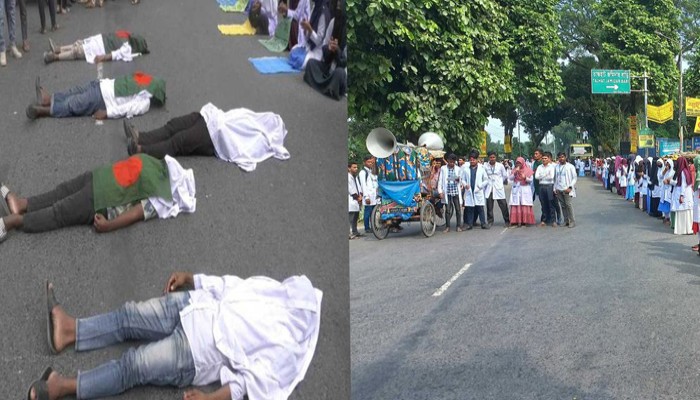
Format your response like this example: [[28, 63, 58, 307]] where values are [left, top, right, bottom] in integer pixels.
[[6, 192, 27, 215], [183, 389, 209, 400], [40, 89, 51, 106], [51, 304, 76, 353]]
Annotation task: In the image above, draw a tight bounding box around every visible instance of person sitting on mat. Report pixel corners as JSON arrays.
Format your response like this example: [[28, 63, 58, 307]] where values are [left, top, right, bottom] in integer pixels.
[[124, 102, 290, 172], [0, 153, 195, 243], [43, 30, 149, 64], [26, 72, 165, 120], [26, 272, 322, 400]]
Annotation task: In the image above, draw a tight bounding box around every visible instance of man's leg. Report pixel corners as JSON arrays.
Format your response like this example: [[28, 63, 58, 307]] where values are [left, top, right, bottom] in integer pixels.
[[445, 198, 453, 230], [16, 0, 26, 45], [56, 41, 84, 60], [363, 204, 374, 232], [486, 194, 495, 225], [563, 194, 575, 225], [465, 206, 474, 228], [539, 187, 551, 224], [5, 0, 16, 47], [349, 212, 359, 236], [139, 114, 215, 159], [21, 174, 94, 233], [37, 0, 45, 32], [497, 198, 510, 225], [452, 196, 462, 229], [136, 112, 202, 145], [477, 205, 487, 228], [51, 81, 105, 117]]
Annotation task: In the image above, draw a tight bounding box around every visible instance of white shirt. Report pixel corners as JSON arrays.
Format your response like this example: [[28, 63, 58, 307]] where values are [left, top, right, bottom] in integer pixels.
[[200, 103, 290, 172], [182, 274, 322, 400], [554, 162, 577, 197], [149, 155, 197, 218], [81, 34, 135, 64], [286, 0, 310, 45], [534, 163, 555, 185], [99, 79, 152, 119], [358, 167, 378, 206]]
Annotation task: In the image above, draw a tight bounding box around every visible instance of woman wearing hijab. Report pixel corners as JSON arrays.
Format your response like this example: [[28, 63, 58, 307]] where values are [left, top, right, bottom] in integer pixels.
[[287, 0, 332, 69], [693, 156, 700, 251], [649, 157, 662, 217], [659, 158, 674, 224], [619, 159, 629, 199], [634, 156, 645, 209], [671, 156, 694, 234], [303, 0, 346, 100], [643, 157, 653, 212], [508, 157, 535, 227]]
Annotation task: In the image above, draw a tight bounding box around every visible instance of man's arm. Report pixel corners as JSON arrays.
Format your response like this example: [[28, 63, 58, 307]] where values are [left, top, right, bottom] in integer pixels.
[[183, 385, 232, 400], [108, 92, 152, 119], [93, 202, 145, 233]]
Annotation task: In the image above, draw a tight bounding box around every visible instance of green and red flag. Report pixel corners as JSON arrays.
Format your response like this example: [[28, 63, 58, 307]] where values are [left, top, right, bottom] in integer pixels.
[[92, 154, 172, 213], [113, 71, 166, 105]]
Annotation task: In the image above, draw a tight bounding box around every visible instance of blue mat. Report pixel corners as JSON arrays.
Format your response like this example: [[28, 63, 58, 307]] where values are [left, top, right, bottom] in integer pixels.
[[249, 57, 300, 74], [217, 0, 237, 6]]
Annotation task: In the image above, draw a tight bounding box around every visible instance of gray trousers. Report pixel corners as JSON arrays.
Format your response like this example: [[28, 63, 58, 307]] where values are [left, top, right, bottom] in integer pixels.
[[23, 172, 95, 233], [555, 191, 575, 225], [444, 195, 462, 229], [349, 212, 359, 235]]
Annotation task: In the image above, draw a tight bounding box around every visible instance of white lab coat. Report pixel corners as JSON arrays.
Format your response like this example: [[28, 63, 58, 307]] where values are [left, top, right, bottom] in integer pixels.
[[438, 165, 463, 205], [461, 164, 488, 206], [358, 167, 379, 206], [483, 162, 508, 200], [348, 173, 360, 212]]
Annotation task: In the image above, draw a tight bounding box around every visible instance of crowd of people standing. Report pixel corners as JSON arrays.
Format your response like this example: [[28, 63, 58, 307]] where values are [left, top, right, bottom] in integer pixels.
[[348, 148, 580, 239]]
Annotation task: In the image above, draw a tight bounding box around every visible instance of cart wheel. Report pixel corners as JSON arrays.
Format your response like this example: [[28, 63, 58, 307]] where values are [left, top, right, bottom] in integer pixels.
[[371, 205, 389, 240], [420, 201, 436, 237], [433, 201, 446, 227]]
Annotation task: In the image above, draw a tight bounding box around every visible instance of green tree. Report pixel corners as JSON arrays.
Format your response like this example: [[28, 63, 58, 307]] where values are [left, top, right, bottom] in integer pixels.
[[348, 0, 514, 147]]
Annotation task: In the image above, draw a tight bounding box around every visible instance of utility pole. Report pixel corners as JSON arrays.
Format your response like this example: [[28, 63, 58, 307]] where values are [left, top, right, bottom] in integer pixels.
[[655, 31, 684, 149]]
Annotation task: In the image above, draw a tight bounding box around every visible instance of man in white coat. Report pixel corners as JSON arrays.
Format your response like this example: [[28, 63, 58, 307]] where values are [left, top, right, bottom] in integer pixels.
[[438, 153, 463, 232], [461, 150, 489, 230], [553, 152, 577, 228], [348, 162, 363, 239], [484, 151, 510, 227], [358, 155, 378, 234]]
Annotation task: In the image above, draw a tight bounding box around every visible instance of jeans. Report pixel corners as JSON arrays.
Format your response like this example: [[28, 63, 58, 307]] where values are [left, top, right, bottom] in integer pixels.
[[465, 205, 486, 227], [51, 80, 107, 118], [539, 184, 556, 224], [444, 195, 461, 229], [139, 113, 216, 159], [16, 0, 25, 41], [23, 172, 94, 233], [76, 292, 196, 399], [0, 0, 17, 51], [363, 204, 374, 232]]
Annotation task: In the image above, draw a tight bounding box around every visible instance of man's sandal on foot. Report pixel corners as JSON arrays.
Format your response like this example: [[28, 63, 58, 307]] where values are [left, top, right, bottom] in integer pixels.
[[26, 367, 53, 400], [46, 281, 60, 355]]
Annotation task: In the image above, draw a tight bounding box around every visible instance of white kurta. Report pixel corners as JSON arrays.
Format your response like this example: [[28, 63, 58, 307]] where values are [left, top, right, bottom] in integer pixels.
[[460, 164, 488, 206], [438, 165, 463, 205], [483, 162, 508, 200], [183, 274, 322, 400], [149, 155, 197, 219], [200, 103, 290, 172]]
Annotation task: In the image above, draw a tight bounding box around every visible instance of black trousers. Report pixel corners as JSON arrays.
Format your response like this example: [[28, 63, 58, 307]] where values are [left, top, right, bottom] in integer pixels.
[[486, 193, 509, 225], [539, 184, 556, 224], [16, 0, 27, 40], [465, 206, 486, 227], [139, 113, 216, 159], [23, 172, 94, 233], [445, 195, 462, 229], [38, 0, 57, 30]]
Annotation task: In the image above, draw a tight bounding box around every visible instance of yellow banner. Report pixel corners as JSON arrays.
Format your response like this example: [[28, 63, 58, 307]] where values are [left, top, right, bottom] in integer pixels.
[[481, 130, 488, 155], [695, 118, 700, 134], [648, 101, 674, 124], [504, 134, 512, 153], [629, 116, 638, 153], [638, 134, 655, 148], [687, 97, 700, 117]]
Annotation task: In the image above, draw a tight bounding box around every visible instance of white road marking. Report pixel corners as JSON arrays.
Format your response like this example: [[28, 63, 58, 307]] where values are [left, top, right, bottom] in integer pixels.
[[432, 263, 472, 297], [500, 227, 508, 235]]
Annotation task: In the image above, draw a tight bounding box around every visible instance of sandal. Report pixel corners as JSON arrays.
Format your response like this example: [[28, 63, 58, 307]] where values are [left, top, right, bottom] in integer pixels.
[[85, 0, 95, 8], [693, 245, 699, 251], [26, 367, 53, 400], [45, 281, 60, 355]]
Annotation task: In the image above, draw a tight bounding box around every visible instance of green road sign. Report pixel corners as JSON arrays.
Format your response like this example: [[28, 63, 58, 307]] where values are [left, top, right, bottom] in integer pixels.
[[591, 69, 631, 94]]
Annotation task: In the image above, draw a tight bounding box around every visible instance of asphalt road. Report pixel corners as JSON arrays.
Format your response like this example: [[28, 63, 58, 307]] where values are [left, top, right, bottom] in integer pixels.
[[351, 175, 700, 399], [0, 2, 348, 399]]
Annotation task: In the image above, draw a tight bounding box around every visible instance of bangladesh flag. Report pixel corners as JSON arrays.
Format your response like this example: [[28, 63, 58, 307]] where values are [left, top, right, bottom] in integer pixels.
[[114, 71, 166, 105], [92, 154, 172, 213]]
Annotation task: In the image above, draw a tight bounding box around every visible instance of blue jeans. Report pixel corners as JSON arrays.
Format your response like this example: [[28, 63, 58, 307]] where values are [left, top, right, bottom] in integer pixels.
[[363, 204, 374, 231], [75, 292, 196, 399], [465, 205, 486, 227], [0, 0, 17, 51], [51, 80, 106, 118]]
